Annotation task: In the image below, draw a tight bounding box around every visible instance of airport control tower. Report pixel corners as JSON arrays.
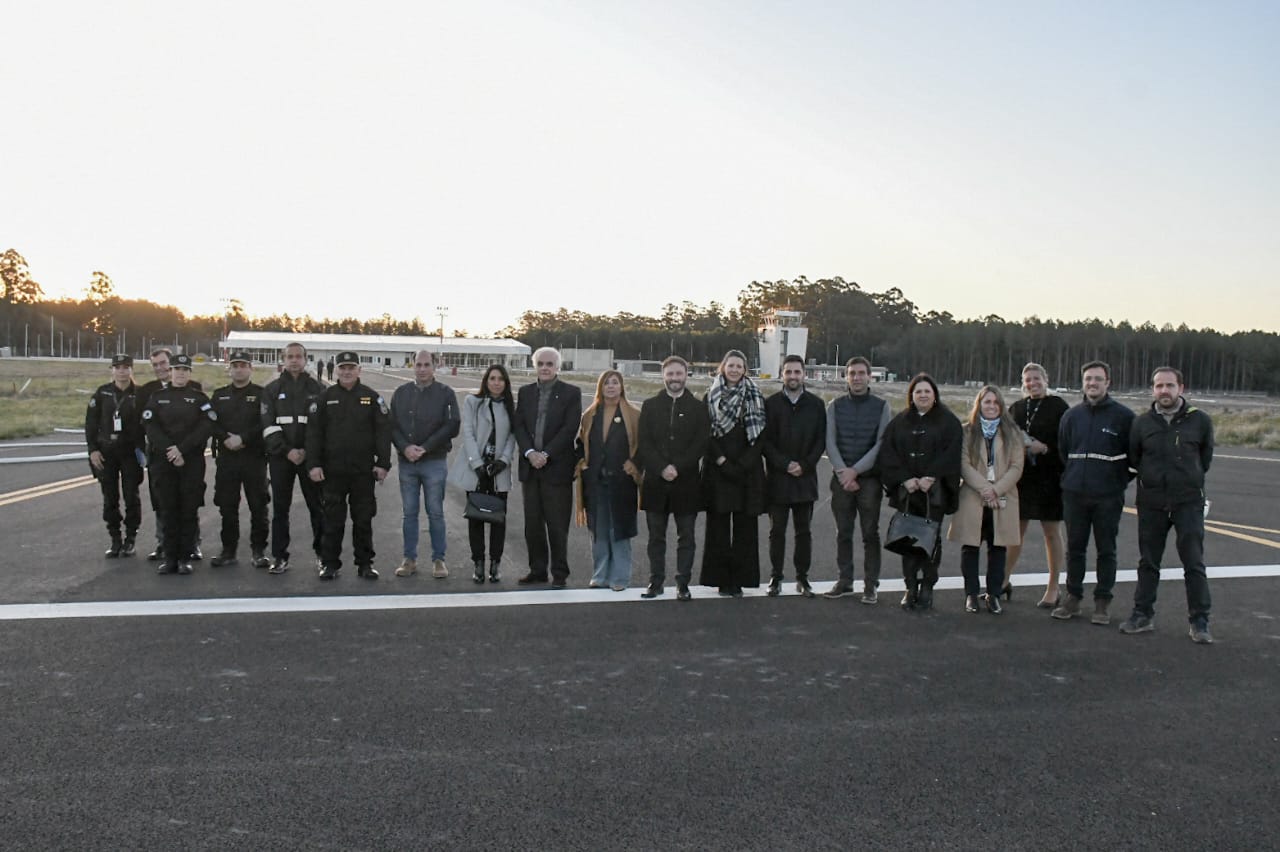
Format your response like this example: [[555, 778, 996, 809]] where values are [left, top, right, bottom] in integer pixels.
[[757, 309, 808, 378]]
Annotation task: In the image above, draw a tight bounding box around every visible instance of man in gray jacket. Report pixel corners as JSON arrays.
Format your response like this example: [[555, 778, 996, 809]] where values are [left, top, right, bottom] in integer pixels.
[[391, 350, 460, 579], [823, 357, 892, 603]]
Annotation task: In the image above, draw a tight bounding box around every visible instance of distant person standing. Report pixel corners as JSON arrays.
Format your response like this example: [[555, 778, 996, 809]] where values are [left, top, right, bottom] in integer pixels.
[[326, 357, 335, 382], [207, 351, 271, 569], [1120, 367, 1215, 644], [307, 352, 392, 580], [878, 374, 963, 610], [576, 370, 642, 591], [261, 341, 326, 574], [700, 349, 767, 597], [637, 356, 710, 600], [1006, 362, 1070, 608], [137, 347, 204, 561], [823, 356, 891, 603], [85, 354, 144, 558], [513, 347, 583, 588], [1052, 360, 1135, 625], [948, 385, 1024, 614], [761, 354, 827, 597], [391, 350, 460, 579], [449, 364, 518, 583], [142, 354, 214, 575]]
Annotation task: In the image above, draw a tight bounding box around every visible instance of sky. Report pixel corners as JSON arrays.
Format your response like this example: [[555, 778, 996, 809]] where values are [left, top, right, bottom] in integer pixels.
[[4, 0, 1278, 337]]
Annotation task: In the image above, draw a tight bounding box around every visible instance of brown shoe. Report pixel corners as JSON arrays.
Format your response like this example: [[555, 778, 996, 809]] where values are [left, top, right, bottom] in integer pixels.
[[1051, 593, 1082, 620], [395, 558, 417, 577], [1091, 598, 1111, 625], [432, 559, 449, 579]]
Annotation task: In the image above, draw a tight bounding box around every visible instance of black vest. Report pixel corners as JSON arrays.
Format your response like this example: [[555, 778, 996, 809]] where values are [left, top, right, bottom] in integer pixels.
[[832, 392, 886, 472]]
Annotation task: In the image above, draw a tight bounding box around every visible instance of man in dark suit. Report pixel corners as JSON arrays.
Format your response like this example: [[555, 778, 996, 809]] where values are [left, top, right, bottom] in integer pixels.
[[636, 356, 710, 600], [513, 347, 583, 588]]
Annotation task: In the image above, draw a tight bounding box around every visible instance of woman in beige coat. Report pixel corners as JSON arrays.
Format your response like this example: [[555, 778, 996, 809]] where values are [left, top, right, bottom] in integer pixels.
[[948, 385, 1024, 614]]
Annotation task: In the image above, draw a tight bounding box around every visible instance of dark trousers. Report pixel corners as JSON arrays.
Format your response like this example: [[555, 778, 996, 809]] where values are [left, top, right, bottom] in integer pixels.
[[153, 456, 205, 563], [97, 449, 143, 538], [521, 476, 572, 581], [961, 507, 1007, 596], [768, 502, 814, 579], [1063, 490, 1124, 601], [1135, 502, 1211, 621], [831, 476, 883, 586], [901, 505, 944, 589], [468, 491, 508, 563], [703, 509, 761, 589], [646, 510, 697, 585], [214, 452, 269, 552], [269, 455, 325, 561], [319, 471, 376, 569]]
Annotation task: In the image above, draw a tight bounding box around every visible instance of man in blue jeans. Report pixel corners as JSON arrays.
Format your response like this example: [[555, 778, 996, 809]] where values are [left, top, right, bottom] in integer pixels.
[[1052, 360, 1135, 626], [390, 350, 460, 579]]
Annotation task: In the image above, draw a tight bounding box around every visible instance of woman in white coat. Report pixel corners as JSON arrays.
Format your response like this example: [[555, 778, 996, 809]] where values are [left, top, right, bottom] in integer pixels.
[[448, 364, 518, 583]]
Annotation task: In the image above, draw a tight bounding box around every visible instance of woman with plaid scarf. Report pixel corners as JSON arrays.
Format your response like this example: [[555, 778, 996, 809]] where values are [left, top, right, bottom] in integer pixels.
[[699, 349, 768, 596]]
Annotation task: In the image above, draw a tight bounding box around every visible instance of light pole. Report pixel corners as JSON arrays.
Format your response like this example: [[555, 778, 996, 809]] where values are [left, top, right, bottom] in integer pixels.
[[435, 305, 447, 348]]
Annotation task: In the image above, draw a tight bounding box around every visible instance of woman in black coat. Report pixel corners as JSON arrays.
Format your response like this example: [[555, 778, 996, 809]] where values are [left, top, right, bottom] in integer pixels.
[[878, 373, 963, 610], [699, 349, 767, 596], [576, 370, 641, 591], [1006, 362, 1070, 607]]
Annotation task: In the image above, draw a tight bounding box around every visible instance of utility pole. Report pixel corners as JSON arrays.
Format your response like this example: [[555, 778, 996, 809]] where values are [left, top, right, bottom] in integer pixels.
[[435, 305, 447, 348]]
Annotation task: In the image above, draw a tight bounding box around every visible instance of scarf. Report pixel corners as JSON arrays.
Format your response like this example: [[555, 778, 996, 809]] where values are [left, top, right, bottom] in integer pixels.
[[980, 416, 1000, 441], [707, 374, 766, 441]]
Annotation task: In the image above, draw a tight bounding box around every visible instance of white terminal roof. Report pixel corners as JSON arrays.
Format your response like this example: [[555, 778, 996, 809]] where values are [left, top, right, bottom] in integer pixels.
[[221, 331, 530, 356]]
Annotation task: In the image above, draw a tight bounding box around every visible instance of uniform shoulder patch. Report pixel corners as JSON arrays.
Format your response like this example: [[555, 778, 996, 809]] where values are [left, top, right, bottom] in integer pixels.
[[377, 397, 388, 414], [89, 397, 97, 408], [310, 401, 319, 414], [142, 409, 153, 420]]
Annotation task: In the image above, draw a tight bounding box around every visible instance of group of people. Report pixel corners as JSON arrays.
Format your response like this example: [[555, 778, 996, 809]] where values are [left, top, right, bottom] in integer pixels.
[[86, 343, 1216, 644]]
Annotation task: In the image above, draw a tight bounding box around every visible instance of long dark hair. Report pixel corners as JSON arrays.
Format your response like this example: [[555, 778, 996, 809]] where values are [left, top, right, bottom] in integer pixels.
[[476, 364, 516, 419], [905, 373, 941, 414]]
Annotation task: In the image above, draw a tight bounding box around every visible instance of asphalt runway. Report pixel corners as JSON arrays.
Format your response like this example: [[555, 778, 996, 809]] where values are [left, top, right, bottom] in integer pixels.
[[2, 373, 1278, 849]]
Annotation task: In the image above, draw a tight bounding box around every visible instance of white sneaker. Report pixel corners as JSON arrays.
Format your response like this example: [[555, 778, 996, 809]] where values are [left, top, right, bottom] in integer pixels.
[[432, 559, 449, 579]]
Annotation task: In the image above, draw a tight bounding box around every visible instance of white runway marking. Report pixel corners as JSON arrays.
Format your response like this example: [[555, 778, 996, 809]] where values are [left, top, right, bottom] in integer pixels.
[[2, 566, 1277, 621]]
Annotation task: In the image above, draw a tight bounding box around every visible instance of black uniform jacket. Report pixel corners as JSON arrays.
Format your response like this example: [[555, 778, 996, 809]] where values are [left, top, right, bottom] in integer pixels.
[[261, 370, 324, 457], [306, 380, 392, 475], [210, 382, 266, 458], [143, 386, 215, 459], [85, 381, 144, 454], [636, 391, 710, 515]]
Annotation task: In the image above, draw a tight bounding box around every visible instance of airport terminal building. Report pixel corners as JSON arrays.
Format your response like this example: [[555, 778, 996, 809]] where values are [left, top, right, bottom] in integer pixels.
[[218, 331, 531, 369]]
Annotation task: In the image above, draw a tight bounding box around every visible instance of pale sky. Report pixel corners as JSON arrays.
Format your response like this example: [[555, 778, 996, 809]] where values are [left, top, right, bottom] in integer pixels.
[[4, 1, 1277, 336]]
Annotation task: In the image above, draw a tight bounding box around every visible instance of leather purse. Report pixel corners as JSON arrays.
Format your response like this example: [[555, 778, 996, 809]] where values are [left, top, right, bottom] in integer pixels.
[[884, 489, 940, 558], [464, 491, 506, 524]]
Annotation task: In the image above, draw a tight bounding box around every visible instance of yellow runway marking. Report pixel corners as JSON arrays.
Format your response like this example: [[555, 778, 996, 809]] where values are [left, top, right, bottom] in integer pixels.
[[1203, 525, 1280, 550], [0, 474, 98, 506], [1122, 507, 1279, 549]]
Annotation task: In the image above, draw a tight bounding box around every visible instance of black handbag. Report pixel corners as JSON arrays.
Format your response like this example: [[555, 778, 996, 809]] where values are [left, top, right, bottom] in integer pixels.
[[464, 491, 506, 524], [884, 489, 940, 558]]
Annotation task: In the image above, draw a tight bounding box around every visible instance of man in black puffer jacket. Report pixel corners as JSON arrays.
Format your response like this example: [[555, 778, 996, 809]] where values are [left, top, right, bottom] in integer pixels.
[[1119, 367, 1215, 644]]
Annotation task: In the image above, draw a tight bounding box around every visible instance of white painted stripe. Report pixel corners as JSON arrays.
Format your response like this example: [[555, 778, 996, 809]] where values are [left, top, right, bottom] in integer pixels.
[[0, 452, 88, 465], [2, 565, 1277, 621], [0, 442, 84, 448], [1216, 454, 1280, 463]]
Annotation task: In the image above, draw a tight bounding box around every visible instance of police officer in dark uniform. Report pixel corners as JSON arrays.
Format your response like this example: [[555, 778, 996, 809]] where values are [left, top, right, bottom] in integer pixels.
[[85, 354, 145, 557], [307, 351, 391, 580], [261, 341, 326, 574], [208, 351, 271, 569], [137, 347, 205, 561], [142, 354, 214, 575]]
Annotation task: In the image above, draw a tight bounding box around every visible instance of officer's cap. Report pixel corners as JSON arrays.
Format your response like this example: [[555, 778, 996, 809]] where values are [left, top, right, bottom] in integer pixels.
[[336, 351, 360, 367], [171, 354, 193, 370], [110, 354, 133, 367], [228, 351, 252, 365]]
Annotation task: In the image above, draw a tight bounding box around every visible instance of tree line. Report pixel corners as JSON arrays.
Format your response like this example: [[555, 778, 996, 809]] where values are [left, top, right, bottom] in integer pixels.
[[4, 249, 1278, 393]]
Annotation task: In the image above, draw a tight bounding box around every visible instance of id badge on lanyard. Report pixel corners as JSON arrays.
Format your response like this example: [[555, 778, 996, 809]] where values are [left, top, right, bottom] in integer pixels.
[[113, 415, 124, 433]]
